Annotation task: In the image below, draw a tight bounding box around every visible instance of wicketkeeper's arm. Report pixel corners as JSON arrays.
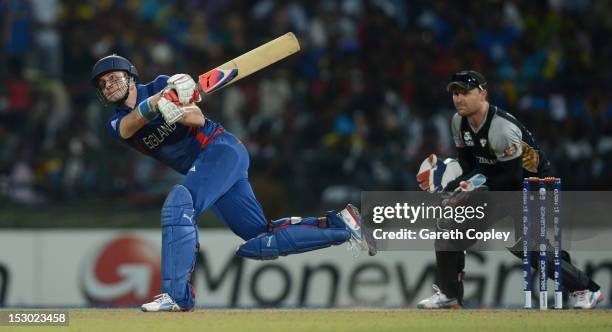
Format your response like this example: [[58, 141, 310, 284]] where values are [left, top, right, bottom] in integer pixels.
[[447, 114, 477, 190], [444, 147, 477, 191], [456, 147, 475, 175], [484, 157, 522, 190]]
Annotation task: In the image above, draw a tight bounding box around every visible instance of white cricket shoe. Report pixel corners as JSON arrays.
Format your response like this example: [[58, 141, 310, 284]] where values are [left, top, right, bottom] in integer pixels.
[[337, 204, 377, 257], [141, 293, 183, 312], [572, 289, 604, 309], [416, 285, 460, 309]]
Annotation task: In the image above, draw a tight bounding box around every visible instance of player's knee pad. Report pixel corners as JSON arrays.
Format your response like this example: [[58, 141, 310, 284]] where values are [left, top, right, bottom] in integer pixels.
[[236, 222, 350, 260], [161, 184, 198, 309]]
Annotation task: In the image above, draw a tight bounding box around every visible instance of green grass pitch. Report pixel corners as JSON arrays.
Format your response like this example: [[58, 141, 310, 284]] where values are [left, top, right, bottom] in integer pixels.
[[2, 308, 611, 332]]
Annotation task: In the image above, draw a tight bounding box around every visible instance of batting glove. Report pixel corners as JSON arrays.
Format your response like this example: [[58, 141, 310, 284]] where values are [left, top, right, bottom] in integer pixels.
[[167, 74, 202, 105]]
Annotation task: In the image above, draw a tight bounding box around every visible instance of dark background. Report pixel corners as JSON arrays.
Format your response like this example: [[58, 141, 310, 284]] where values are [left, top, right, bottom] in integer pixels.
[[1, 0, 611, 227]]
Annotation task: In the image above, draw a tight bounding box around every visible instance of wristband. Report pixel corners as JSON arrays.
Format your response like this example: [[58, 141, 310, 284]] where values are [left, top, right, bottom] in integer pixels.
[[138, 98, 159, 121]]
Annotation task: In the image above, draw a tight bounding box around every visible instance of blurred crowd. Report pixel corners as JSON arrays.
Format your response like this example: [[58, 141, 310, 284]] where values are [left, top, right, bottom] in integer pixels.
[[1, 0, 611, 217]]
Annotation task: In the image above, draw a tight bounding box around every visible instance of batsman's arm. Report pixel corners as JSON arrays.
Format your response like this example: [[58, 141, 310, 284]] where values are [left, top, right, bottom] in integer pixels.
[[119, 92, 205, 138], [118, 92, 164, 139], [178, 105, 205, 127]]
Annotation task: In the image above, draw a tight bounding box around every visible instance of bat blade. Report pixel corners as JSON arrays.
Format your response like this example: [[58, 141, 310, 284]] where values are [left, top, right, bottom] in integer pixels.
[[197, 32, 300, 95]]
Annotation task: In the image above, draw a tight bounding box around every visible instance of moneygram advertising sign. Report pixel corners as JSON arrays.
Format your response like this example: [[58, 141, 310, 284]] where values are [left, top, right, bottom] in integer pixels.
[[0, 230, 609, 307], [81, 235, 162, 305]]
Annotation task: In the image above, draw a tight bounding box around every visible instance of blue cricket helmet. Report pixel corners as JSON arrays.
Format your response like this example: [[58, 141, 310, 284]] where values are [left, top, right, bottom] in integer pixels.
[[91, 54, 139, 86]]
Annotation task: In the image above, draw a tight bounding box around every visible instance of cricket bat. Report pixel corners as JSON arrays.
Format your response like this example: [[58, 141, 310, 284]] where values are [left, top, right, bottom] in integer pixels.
[[197, 32, 300, 95]]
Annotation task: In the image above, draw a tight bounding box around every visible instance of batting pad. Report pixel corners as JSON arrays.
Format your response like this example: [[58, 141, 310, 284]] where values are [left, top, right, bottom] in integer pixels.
[[161, 185, 198, 309], [236, 217, 350, 260]]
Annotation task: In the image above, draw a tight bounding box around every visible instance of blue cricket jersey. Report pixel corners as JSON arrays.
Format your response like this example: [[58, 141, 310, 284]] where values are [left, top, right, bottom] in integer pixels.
[[106, 75, 225, 174]]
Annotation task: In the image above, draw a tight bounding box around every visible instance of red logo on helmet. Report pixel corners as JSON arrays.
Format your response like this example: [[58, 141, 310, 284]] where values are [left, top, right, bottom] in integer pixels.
[[81, 235, 161, 306]]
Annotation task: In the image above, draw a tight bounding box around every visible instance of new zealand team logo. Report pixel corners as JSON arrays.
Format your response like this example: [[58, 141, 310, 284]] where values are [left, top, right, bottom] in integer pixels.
[[463, 132, 474, 146], [81, 235, 161, 306]]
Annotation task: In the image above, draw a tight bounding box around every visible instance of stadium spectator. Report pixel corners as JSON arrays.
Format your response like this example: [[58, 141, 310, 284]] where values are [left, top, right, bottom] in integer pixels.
[[1, 0, 611, 218]]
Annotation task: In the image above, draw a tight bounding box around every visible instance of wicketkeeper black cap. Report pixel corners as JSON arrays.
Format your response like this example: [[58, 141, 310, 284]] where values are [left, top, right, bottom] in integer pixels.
[[446, 70, 487, 92]]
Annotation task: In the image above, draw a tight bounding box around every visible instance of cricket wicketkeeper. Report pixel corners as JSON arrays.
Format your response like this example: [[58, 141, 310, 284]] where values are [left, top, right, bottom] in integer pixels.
[[415, 70, 603, 309]]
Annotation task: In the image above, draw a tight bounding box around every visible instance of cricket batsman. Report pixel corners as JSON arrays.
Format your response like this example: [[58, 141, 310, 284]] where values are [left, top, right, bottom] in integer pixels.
[[415, 70, 603, 309], [91, 54, 376, 312]]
